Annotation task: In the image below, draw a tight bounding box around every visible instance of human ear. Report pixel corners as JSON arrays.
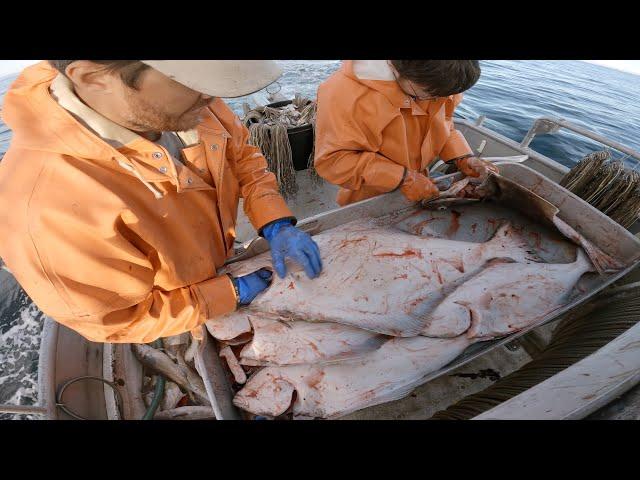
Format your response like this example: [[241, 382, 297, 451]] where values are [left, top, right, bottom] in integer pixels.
[[65, 61, 117, 94]]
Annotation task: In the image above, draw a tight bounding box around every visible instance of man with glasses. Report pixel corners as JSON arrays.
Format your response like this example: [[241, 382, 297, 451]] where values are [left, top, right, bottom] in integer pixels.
[[314, 60, 498, 206]]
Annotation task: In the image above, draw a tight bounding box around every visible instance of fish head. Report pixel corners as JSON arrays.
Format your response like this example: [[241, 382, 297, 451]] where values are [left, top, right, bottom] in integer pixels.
[[233, 369, 296, 417], [425, 300, 475, 337], [452, 301, 490, 339]]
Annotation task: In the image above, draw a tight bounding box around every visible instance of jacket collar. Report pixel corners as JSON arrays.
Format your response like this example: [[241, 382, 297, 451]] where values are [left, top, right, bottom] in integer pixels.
[[50, 74, 141, 149], [49, 72, 221, 196], [343, 60, 449, 116]]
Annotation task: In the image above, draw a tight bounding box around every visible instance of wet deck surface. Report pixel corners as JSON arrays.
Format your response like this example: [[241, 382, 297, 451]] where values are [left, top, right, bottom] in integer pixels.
[[235, 172, 339, 244]]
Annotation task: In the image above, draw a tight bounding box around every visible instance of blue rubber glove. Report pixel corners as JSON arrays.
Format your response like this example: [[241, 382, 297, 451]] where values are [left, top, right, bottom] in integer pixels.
[[235, 268, 273, 306], [262, 220, 322, 279]]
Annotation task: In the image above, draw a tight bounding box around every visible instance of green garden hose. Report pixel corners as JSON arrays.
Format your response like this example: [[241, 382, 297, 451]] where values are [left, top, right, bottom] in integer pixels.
[[142, 339, 166, 420]]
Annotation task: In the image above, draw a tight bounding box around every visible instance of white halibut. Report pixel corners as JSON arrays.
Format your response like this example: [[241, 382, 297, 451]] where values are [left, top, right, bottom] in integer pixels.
[[217, 219, 539, 337], [233, 335, 472, 419], [422, 248, 593, 339], [238, 316, 388, 366]]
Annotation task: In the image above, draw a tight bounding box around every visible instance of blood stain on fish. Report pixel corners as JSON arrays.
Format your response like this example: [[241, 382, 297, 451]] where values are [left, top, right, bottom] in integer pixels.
[[432, 263, 444, 284], [338, 237, 368, 249], [409, 297, 426, 309], [445, 210, 462, 237], [529, 231, 549, 252], [306, 370, 325, 388], [411, 219, 434, 235], [394, 274, 408, 280], [244, 389, 259, 398], [442, 256, 465, 273], [288, 282, 295, 290], [374, 249, 424, 259]]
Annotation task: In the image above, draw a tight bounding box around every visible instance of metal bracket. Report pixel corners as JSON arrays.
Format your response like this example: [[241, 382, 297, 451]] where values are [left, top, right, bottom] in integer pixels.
[[520, 116, 640, 163], [520, 118, 563, 148]]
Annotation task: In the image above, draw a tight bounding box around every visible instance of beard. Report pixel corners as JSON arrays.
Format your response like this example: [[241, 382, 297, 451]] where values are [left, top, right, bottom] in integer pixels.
[[122, 90, 212, 133]]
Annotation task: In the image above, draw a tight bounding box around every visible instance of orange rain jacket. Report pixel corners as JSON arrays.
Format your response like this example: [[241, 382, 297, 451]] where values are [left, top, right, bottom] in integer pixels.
[[314, 60, 474, 205], [0, 62, 293, 343]]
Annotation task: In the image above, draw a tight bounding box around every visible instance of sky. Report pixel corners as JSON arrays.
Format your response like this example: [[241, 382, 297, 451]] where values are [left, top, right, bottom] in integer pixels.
[[583, 60, 640, 76], [1, 59, 640, 78], [0, 60, 41, 77]]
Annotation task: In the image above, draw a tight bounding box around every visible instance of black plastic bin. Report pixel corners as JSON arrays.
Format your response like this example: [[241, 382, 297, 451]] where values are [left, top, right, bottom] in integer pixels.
[[247, 99, 315, 172]]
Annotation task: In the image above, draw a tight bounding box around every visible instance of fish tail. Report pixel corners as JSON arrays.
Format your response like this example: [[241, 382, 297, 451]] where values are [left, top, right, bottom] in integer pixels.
[[552, 216, 625, 274], [484, 222, 543, 263], [572, 246, 600, 275], [576, 241, 624, 274]]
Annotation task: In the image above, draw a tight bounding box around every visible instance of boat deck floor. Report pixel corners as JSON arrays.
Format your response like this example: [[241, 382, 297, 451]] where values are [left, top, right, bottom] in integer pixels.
[[588, 383, 640, 420]]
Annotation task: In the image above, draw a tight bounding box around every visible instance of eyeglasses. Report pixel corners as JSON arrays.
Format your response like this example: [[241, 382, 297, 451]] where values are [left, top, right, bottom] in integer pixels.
[[406, 82, 439, 102], [389, 66, 439, 102]]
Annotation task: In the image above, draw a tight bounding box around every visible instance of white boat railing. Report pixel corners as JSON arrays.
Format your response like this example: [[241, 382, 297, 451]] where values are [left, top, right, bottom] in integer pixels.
[[519, 116, 640, 163]]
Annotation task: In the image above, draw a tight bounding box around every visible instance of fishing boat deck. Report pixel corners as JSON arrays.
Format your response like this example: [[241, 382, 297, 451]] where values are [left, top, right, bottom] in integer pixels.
[[232, 169, 566, 420], [27, 115, 640, 420], [225, 116, 640, 420]]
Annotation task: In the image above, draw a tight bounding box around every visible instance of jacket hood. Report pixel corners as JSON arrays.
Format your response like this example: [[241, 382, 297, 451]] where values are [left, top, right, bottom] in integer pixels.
[[341, 60, 450, 114], [1, 61, 117, 160]]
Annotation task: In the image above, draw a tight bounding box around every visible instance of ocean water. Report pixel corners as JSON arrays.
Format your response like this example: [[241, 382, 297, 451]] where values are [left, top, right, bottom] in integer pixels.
[[0, 60, 638, 418]]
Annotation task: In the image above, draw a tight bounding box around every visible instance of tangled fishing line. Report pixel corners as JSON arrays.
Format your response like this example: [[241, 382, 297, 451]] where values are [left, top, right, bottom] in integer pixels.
[[560, 150, 640, 229], [243, 94, 320, 199]]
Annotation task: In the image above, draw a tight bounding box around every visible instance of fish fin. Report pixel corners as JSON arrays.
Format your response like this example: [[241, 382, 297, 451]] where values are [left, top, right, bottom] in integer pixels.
[[318, 335, 390, 364], [552, 216, 625, 274], [578, 240, 623, 274], [242, 335, 390, 367], [574, 247, 596, 273], [329, 383, 422, 419], [327, 337, 472, 419], [391, 311, 432, 337], [485, 222, 544, 264]]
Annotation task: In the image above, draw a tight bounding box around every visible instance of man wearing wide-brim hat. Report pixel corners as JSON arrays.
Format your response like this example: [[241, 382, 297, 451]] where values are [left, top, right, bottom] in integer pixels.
[[0, 60, 322, 343]]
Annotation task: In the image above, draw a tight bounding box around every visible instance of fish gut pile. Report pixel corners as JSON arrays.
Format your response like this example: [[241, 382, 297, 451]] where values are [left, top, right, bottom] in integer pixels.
[[132, 333, 215, 420], [199, 210, 608, 420]]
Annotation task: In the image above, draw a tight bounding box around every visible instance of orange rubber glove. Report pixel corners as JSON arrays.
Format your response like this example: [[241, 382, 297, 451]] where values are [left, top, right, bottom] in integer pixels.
[[399, 170, 440, 202], [455, 156, 499, 178]]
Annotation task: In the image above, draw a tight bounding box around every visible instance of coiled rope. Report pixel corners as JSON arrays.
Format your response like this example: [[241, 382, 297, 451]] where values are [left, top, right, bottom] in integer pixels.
[[243, 95, 320, 198]]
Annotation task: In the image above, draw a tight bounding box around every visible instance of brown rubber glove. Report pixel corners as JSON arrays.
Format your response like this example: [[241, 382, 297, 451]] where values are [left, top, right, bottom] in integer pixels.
[[399, 170, 440, 202], [456, 156, 500, 178]]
